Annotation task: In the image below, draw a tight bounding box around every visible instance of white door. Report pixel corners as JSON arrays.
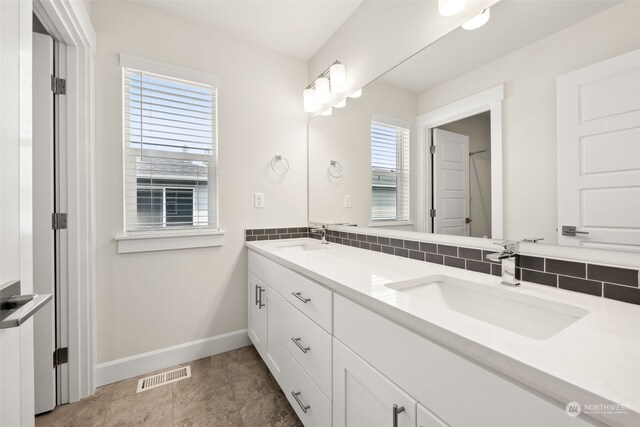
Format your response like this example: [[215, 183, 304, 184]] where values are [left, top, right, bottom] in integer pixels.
[[1, 1, 36, 426], [33, 31, 57, 414], [247, 273, 267, 355], [432, 129, 470, 236], [557, 48, 640, 250], [333, 339, 416, 427], [264, 285, 286, 384]]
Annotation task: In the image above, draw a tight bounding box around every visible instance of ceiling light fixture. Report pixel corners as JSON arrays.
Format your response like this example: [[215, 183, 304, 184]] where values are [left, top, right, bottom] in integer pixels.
[[462, 8, 490, 30], [438, 0, 467, 17]]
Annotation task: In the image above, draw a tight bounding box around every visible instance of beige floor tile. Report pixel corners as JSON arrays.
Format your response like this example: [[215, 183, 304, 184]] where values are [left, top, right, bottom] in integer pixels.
[[35, 384, 114, 427], [239, 391, 303, 427], [173, 382, 239, 426], [103, 384, 172, 427]]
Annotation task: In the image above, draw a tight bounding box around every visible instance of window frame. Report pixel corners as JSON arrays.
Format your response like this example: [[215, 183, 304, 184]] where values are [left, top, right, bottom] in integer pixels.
[[369, 114, 412, 226], [115, 54, 224, 253]]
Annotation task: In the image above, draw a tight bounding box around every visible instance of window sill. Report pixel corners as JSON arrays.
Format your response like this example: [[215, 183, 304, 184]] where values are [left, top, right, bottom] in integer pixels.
[[115, 229, 225, 254], [368, 221, 414, 228]]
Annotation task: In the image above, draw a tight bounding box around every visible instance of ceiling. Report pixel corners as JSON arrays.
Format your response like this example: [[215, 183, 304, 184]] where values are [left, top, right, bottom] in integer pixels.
[[128, 0, 363, 60], [377, 0, 621, 94]]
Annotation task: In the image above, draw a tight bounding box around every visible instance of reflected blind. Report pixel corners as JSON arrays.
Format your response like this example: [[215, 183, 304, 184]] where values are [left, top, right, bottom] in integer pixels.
[[371, 121, 410, 222], [123, 67, 217, 232]]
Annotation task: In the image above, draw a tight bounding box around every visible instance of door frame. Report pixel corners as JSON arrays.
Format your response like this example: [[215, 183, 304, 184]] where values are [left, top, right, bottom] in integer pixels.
[[416, 84, 504, 239], [32, 0, 96, 402]]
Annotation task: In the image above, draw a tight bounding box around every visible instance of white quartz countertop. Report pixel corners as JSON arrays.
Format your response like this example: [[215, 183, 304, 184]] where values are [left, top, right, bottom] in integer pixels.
[[246, 238, 640, 426]]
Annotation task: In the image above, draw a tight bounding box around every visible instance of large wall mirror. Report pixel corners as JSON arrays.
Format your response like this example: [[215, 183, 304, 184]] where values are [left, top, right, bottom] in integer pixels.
[[309, 0, 640, 251]]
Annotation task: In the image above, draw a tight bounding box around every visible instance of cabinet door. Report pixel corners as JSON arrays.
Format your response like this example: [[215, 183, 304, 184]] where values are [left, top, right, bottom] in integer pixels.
[[248, 273, 267, 355], [333, 339, 416, 427], [265, 285, 287, 385], [418, 403, 449, 427]]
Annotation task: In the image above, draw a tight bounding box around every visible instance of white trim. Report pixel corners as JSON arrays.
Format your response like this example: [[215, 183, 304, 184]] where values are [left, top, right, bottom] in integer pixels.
[[33, 0, 96, 403], [119, 53, 219, 86], [371, 113, 412, 130], [368, 221, 414, 228], [115, 229, 225, 253], [95, 329, 251, 387], [416, 84, 504, 238]]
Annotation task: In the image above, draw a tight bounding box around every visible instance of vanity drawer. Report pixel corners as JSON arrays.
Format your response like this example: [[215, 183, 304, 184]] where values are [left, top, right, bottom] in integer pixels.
[[286, 301, 332, 399], [283, 351, 332, 427], [249, 250, 332, 332]]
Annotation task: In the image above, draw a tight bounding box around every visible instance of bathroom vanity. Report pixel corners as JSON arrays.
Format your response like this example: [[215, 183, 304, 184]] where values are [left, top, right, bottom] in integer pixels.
[[246, 238, 639, 427]]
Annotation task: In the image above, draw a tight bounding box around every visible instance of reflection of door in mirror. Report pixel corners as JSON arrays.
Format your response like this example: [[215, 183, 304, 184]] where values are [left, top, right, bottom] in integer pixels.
[[433, 112, 491, 238]]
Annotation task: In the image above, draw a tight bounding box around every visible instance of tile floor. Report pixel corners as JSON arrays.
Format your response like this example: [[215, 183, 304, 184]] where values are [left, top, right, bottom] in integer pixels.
[[35, 345, 303, 427]]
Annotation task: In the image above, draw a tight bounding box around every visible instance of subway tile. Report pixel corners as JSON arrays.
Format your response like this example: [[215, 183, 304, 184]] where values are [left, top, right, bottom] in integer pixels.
[[335, 237, 343, 244], [264, 228, 277, 235], [357, 234, 367, 242], [444, 256, 465, 269], [491, 263, 502, 277], [483, 250, 501, 264], [466, 260, 491, 274], [559, 276, 602, 297], [420, 242, 437, 253], [438, 245, 458, 257], [298, 227, 308, 232], [287, 227, 299, 233], [390, 238, 404, 248], [268, 235, 280, 240], [394, 248, 409, 258], [348, 233, 357, 240], [604, 283, 640, 305], [370, 244, 382, 252], [588, 264, 638, 287], [459, 247, 482, 261], [517, 255, 544, 271], [366, 235, 378, 243], [360, 242, 371, 250], [340, 232, 349, 239], [409, 250, 425, 261], [277, 228, 288, 234], [291, 233, 301, 239], [522, 269, 557, 287], [349, 240, 359, 248], [280, 234, 291, 239], [378, 237, 390, 246], [245, 229, 253, 236], [327, 236, 335, 243], [426, 253, 444, 265], [246, 235, 257, 242], [404, 240, 420, 250], [382, 245, 394, 255], [256, 235, 268, 241], [252, 229, 265, 235], [546, 259, 585, 278]]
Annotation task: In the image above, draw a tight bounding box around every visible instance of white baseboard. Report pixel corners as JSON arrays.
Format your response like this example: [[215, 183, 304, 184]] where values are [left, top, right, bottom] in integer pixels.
[[94, 329, 250, 387]]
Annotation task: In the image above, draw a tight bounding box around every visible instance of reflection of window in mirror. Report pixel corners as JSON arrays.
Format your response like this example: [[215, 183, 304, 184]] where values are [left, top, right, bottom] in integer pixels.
[[370, 119, 410, 223]]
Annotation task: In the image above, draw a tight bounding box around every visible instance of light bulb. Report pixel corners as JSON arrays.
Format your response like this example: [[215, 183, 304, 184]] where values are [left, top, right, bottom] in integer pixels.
[[335, 99, 346, 108], [329, 63, 347, 94], [315, 77, 330, 103], [321, 108, 333, 116], [438, 0, 467, 17], [462, 8, 490, 30], [348, 88, 362, 99], [303, 88, 318, 112]]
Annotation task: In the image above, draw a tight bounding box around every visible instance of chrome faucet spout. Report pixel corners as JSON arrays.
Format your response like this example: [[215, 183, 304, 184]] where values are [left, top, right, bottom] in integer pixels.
[[309, 225, 329, 244], [487, 240, 520, 287]]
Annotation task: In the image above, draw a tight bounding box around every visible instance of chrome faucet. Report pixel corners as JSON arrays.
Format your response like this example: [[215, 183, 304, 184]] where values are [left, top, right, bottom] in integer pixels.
[[309, 225, 329, 244], [486, 241, 520, 287]]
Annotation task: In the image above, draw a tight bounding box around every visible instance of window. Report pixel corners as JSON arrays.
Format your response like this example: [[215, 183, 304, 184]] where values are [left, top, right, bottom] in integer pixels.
[[371, 118, 410, 222], [122, 56, 218, 233]]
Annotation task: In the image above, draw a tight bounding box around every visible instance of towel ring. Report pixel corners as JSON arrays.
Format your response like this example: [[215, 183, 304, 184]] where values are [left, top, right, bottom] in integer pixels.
[[270, 154, 290, 175], [328, 160, 343, 178]]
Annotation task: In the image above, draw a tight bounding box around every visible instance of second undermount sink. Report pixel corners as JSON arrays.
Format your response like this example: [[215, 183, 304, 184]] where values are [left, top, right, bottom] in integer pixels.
[[274, 240, 328, 252], [386, 275, 589, 340]]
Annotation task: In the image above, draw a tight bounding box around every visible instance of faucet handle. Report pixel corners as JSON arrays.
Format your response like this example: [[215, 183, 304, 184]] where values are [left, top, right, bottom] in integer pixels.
[[493, 240, 519, 253]]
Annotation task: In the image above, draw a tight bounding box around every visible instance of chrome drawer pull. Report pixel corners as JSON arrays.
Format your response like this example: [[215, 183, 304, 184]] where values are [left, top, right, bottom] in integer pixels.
[[258, 286, 266, 309], [254, 284, 259, 306], [393, 404, 405, 427], [291, 391, 311, 413], [291, 337, 310, 353], [292, 292, 311, 303]]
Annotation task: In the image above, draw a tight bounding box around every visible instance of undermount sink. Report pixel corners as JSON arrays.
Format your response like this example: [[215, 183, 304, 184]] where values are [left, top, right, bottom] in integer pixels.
[[274, 240, 328, 252], [386, 275, 589, 340]]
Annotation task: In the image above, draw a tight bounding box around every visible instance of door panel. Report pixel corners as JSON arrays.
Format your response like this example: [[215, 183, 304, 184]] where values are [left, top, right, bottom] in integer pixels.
[[557, 48, 640, 250], [433, 129, 470, 236], [247, 273, 267, 355], [265, 285, 286, 384]]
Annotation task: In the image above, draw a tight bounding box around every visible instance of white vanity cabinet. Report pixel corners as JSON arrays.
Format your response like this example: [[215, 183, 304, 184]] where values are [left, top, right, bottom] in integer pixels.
[[247, 272, 267, 355]]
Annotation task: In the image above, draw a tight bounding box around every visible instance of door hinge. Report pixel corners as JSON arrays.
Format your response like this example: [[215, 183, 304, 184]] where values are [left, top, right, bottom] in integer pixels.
[[429, 209, 436, 218], [53, 347, 68, 367], [430, 145, 436, 154], [52, 212, 68, 230], [51, 76, 66, 95]]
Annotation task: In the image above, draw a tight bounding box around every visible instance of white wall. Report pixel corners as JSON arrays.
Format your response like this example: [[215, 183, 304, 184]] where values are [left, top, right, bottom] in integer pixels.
[[418, 1, 640, 244], [308, 0, 497, 101], [440, 112, 492, 238], [91, 1, 308, 364], [308, 81, 416, 227]]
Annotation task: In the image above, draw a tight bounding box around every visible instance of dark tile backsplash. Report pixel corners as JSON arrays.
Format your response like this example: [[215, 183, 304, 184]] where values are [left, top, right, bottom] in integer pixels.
[[247, 227, 640, 307]]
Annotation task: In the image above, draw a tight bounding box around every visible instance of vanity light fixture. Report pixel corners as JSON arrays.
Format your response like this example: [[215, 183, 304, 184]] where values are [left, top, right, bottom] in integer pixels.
[[321, 107, 333, 116], [438, 0, 467, 17], [462, 8, 490, 30], [303, 60, 349, 112], [335, 98, 346, 108], [348, 88, 362, 98], [329, 62, 347, 93], [303, 88, 318, 113], [315, 76, 331, 103]]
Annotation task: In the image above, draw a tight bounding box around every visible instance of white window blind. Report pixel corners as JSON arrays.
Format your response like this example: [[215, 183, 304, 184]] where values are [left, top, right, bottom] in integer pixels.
[[371, 120, 410, 222], [123, 62, 217, 232]]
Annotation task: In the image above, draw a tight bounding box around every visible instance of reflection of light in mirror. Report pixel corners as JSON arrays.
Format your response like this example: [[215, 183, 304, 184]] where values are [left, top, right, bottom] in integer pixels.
[[348, 88, 362, 98], [438, 0, 467, 17], [370, 274, 397, 305], [335, 98, 346, 108], [315, 76, 330, 102], [321, 107, 333, 116], [330, 63, 347, 94], [303, 88, 317, 113], [462, 8, 490, 30]]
